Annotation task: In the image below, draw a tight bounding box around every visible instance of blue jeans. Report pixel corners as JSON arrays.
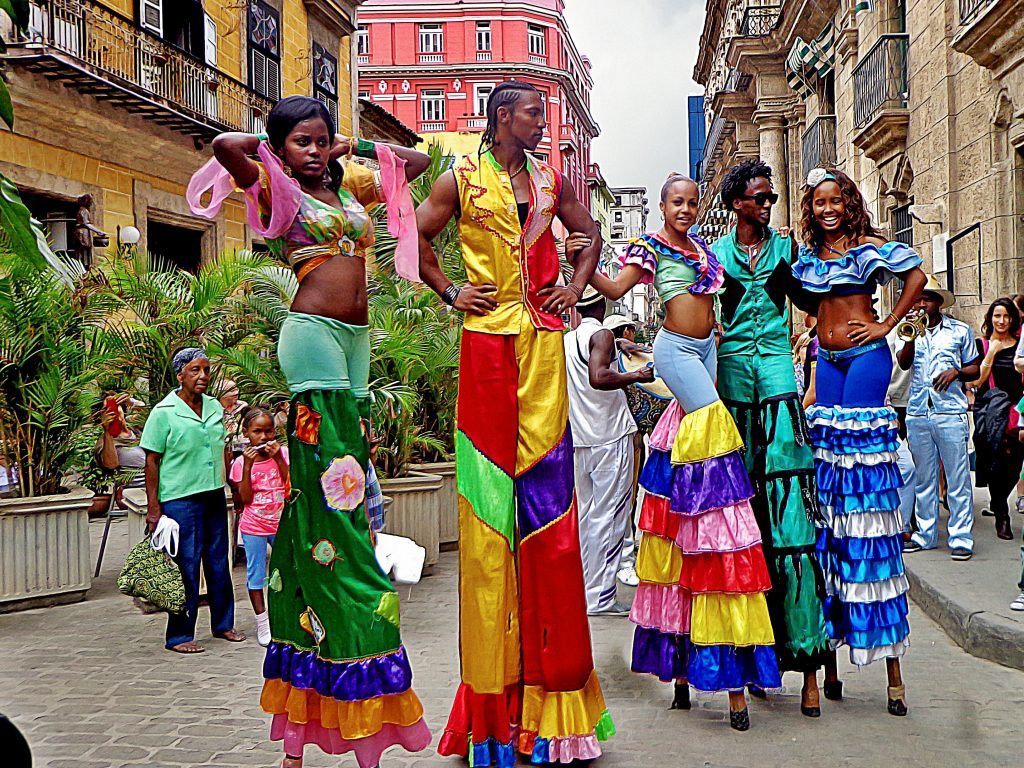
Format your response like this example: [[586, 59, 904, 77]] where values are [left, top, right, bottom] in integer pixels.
[[652, 328, 719, 412], [161, 490, 235, 648], [906, 413, 974, 551]]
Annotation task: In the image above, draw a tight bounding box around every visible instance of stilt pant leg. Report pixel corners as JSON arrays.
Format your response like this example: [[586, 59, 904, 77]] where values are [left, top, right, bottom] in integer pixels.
[[440, 327, 613, 766], [719, 354, 830, 673]]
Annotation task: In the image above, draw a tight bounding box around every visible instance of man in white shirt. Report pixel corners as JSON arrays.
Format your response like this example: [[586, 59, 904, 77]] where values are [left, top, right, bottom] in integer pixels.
[[565, 288, 653, 615]]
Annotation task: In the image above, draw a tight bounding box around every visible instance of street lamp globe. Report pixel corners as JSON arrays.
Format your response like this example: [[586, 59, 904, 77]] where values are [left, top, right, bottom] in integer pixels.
[[119, 225, 141, 245]]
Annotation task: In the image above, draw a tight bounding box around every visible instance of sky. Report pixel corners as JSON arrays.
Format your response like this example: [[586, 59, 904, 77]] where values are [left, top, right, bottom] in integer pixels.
[[563, 0, 707, 217]]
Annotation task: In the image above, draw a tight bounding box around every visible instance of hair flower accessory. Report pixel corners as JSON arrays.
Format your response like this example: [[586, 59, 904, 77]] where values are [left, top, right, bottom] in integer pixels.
[[806, 168, 837, 189]]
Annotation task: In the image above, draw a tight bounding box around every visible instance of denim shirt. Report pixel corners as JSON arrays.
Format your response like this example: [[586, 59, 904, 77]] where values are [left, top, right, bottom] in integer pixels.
[[906, 315, 978, 416]]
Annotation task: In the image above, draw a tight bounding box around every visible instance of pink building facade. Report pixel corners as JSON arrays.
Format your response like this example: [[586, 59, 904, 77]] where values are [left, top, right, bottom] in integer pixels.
[[356, 0, 599, 209]]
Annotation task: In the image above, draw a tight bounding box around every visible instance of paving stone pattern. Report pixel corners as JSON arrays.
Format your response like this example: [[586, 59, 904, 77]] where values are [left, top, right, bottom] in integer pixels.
[[1, 518, 1022, 767]]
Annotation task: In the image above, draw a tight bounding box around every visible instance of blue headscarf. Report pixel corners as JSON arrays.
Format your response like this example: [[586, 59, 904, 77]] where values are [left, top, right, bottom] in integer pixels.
[[172, 347, 208, 375]]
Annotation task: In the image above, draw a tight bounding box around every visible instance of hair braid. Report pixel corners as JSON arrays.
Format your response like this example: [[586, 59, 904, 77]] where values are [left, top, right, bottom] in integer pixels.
[[479, 80, 541, 155]]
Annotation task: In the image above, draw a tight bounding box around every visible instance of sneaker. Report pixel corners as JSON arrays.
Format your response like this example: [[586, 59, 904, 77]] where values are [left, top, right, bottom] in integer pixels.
[[588, 601, 631, 617], [1010, 593, 1024, 611], [902, 541, 925, 553], [255, 611, 271, 647], [617, 566, 639, 587], [1016, 497, 1024, 514], [950, 548, 973, 561]]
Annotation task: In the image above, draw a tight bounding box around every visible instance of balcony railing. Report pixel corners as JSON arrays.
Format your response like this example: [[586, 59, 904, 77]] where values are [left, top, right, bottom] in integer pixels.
[[701, 114, 726, 180], [802, 115, 837, 178], [419, 121, 446, 132], [419, 53, 444, 64], [456, 115, 486, 131], [476, 51, 492, 61], [529, 54, 547, 65], [357, 54, 369, 64], [10, 0, 272, 138], [853, 33, 909, 129], [740, 4, 781, 37], [958, 0, 996, 23]]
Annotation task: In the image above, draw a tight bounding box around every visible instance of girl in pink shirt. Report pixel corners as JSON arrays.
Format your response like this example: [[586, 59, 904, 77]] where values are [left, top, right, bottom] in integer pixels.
[[229, 408, 289, 646]]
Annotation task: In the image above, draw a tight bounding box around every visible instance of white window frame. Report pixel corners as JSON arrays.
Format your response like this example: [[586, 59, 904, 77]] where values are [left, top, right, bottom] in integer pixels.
[[528, 24, 545, 56], [476, 21, 491, 51], [473, 82, 494, 116], [418, 23, 444, 54], [356, 25, 369, 55], [421, 89, 445, 122], [140, 0, 163, 36], [203, 14, 218, 66]]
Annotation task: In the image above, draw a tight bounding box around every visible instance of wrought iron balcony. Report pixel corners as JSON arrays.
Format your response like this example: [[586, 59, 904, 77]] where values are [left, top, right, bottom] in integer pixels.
[[801, 115, 837, 178], [740, 4, 782, 37], [853, 34, 909, 130], [958, 0, 995, 23], [5, 0, 273, 141]]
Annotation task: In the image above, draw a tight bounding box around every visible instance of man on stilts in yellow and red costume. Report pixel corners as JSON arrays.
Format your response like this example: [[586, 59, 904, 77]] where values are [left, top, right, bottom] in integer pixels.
[[416, 81, 615, 765]]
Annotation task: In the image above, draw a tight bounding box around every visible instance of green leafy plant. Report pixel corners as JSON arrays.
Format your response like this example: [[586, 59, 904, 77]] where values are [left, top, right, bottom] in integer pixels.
[[0, 245, 111, 496]]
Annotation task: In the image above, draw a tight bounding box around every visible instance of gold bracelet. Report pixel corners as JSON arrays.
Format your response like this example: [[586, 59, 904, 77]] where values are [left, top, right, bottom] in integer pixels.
[[886, 312, 899, 327]]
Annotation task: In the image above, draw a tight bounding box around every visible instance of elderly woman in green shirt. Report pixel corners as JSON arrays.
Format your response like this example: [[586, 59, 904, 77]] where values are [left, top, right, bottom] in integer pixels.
[[140, 347, 245, 653]]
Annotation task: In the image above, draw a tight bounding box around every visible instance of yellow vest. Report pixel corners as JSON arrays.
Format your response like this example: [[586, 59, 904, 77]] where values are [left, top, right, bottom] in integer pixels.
[[454, 151, 564, 335]]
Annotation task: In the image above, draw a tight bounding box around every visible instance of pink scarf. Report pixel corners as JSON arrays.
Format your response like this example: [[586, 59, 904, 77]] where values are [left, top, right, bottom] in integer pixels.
[[186, 140, 421, 283], [186, 141, 301, 240]]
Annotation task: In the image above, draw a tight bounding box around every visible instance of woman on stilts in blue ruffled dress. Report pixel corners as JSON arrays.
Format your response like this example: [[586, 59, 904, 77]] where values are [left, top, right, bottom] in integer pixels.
[[794, 167, 926, 717]]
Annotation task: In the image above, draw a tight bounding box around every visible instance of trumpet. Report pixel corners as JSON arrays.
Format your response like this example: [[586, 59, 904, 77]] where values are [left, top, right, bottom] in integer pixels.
[[896, 310, 928, 341]]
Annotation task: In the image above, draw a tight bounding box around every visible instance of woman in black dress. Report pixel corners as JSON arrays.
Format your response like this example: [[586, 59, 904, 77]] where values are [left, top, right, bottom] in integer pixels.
[[969, 298, 1024, 540]]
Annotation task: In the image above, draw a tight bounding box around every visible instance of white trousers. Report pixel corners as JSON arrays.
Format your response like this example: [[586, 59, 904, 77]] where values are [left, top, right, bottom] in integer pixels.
[[574, 433, 635, 612], [896, 438, 916, 532]]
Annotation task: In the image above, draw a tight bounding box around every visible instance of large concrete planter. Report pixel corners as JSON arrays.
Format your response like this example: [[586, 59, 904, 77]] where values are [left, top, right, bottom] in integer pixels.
[[379, 471, 442, 567], [0, 485, 93, 612], [412, 461, 457, 550]]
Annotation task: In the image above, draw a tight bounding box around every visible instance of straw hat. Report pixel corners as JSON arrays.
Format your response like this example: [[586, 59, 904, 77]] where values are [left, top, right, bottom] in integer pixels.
[[603, 314, 635, 332], [921, 274, 955, 308]]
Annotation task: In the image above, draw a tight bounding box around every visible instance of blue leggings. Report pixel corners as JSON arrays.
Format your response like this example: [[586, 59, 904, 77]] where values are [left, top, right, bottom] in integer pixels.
[[815, 341, 892, 409], [652, 328, 719, 412]]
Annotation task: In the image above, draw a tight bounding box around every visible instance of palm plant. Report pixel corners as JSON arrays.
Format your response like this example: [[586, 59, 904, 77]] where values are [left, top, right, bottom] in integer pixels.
[[0, 246, 111, 496], [97, 248, 276, 404]]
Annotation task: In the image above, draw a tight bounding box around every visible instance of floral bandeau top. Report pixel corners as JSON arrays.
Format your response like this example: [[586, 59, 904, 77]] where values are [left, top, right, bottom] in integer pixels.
[[619, 232, 725, 302], [254, 160, 384, 276], [792, 240, 922, 295]]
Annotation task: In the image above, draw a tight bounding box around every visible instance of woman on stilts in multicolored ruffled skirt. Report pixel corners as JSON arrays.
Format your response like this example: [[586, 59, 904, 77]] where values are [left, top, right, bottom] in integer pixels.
[[590, 173, 781, 731], [794, 167, 926, 716], [188, 96, 433, 766]]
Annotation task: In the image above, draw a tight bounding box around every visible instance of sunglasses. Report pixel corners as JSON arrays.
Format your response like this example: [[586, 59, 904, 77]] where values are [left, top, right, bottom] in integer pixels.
[[739, 193, 779, 206]]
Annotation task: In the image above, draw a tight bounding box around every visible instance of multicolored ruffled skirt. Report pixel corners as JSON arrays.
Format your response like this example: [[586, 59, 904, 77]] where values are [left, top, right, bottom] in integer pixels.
[[807, 404, 911, 666], [630, 399, 782, 692]]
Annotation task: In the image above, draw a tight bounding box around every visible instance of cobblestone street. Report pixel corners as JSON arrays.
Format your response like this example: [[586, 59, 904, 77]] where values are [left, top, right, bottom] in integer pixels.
[[2, 517, 1022, 768]]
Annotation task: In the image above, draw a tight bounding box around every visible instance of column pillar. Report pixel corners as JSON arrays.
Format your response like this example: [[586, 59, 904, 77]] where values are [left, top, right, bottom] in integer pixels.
[[755, 111, 789, 228]]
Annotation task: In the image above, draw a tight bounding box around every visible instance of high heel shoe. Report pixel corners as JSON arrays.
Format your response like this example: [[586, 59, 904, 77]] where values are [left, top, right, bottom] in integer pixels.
[[887, 684, 908, 717], [670, 682, 691, 710], [823, 679, 843, 701], [729, 707, 750, 731]]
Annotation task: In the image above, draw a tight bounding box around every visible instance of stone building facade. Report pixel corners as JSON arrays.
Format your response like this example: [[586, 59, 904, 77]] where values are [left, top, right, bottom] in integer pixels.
[[695, 0, 1024, 325], [1, 0, 363, 270]]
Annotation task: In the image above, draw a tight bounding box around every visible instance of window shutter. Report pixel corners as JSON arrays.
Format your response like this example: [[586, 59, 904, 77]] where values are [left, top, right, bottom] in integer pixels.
[[252, 50, 267, 95], [140, 0, 163, 37], [204, 14, 218, 67], [267, 57, 280, 101]]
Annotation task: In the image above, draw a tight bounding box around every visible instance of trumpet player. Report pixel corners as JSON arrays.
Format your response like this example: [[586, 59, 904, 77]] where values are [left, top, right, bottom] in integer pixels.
[[897, 277, 981, 560]]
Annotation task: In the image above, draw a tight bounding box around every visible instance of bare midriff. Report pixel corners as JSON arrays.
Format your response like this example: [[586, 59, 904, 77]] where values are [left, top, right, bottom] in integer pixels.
[[664, 293, 717, 339], [289, 255, 369, 325], [817, 294, 876, 351]]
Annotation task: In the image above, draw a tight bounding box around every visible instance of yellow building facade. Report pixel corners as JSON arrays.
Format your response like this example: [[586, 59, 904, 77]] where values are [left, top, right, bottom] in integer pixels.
[[1, 0, 362, 269]]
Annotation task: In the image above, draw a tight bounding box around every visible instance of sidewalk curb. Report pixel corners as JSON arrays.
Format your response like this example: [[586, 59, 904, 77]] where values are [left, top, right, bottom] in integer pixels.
[[906, 564, 1024, 672]]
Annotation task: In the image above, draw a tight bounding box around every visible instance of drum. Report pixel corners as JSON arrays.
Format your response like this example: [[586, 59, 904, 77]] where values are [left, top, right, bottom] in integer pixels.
[[618, 349, 673, 433]]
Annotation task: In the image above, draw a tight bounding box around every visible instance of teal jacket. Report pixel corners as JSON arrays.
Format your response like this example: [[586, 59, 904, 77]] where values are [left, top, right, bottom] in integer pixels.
[[713, 228, 817, 359]]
